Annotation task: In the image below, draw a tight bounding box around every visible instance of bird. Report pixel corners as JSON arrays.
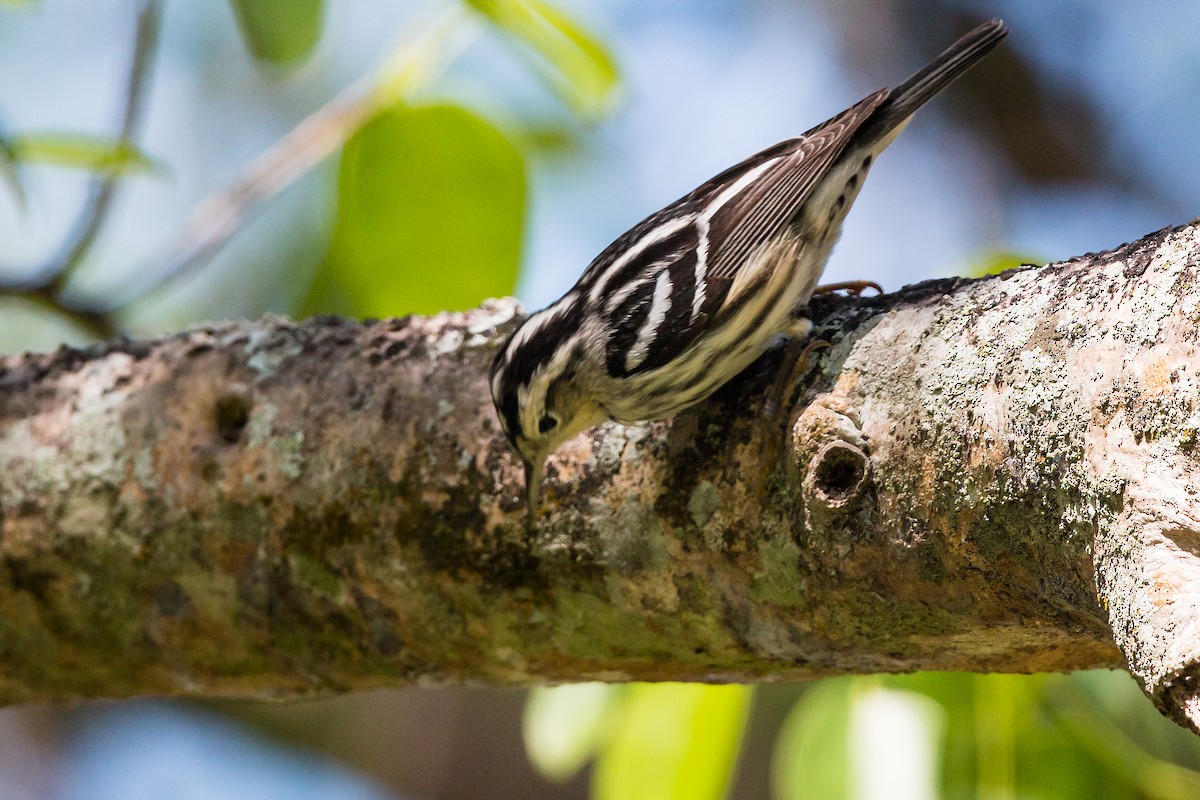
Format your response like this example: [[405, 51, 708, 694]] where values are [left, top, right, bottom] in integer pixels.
[[490, 19, 1008, 515]]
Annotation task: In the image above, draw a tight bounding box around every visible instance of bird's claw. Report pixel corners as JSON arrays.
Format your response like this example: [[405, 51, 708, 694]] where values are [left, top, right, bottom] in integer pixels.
[[811, 280, 884, 299]]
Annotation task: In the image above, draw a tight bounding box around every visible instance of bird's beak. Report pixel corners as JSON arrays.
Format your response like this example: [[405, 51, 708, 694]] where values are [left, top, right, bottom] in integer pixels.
[[524, 457, 545, 525]]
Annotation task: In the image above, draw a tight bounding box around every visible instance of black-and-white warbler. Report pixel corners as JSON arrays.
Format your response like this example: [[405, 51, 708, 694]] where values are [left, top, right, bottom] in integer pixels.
[[492, 19, 1008, 511]]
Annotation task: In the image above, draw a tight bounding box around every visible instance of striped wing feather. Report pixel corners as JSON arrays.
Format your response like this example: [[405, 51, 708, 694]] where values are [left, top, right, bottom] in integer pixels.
[[600, 90, 888, 378], [706, 91, 886, 279]]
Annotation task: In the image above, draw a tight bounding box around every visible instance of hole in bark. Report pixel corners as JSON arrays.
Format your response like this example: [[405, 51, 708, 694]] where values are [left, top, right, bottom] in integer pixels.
[[806, 440, 869, 510], [214, 390, 252, 443]]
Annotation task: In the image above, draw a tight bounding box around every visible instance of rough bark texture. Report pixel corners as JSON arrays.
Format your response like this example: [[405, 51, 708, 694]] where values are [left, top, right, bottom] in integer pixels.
[[3, 222, 1200, 732]]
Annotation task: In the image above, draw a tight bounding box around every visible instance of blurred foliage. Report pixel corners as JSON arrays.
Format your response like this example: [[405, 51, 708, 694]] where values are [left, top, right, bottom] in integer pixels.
[[304, 102, 525, 318], [970, 249, 1043, 279], [0, 123, 27, 211], [228, 0, 325, 65], [525, 683, 619, 782], [763, 672, 1200, 800], [465, 0, 619, 118], [0, 0, 617, 338], [526, 683, 750, 799], [772, 679, 856, 799], [773, 679, 945, 799], [597, 683, 750, 800], [0, 132, 160, 176]]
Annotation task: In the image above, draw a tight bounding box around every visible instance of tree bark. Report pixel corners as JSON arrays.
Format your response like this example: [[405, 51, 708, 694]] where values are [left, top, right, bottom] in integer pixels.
[[3, 222, 1200, 732]]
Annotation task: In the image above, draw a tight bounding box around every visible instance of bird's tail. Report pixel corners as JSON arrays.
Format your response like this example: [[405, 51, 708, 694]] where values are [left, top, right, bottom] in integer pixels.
[[858, 19, 1008, 142]]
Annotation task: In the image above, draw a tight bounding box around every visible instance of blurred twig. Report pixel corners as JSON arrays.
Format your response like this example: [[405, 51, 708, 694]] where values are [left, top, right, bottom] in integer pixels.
[[41, 0, 162, 292], [111, 6, 481, 311], [1, 3, 475, 336], [0, 0, 161, 338], [9, 286, 119, 339]]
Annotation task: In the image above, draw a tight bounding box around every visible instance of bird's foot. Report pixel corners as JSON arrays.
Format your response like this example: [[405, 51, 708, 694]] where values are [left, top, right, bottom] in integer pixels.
[[811, 279, 883, 299]]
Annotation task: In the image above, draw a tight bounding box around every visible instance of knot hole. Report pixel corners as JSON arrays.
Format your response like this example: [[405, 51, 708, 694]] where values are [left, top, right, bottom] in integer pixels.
[[806, 440, 869, 510], [214, 388, 253, 443]]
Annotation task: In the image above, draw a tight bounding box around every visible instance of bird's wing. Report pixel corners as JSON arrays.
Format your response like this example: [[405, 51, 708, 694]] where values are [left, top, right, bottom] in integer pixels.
[[595, 91, 887, 378], [704, 90, 887, 280], [600, 222, 703, 377]]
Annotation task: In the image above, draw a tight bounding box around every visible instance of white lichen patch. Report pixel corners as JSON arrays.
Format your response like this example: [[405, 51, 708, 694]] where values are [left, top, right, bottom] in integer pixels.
[[587, 422, 653, 476], [70, 412, 130, 483], [467, 297, 521, 336], [688, 481, 720, 528], [242, 325, 304, 376], [593, 498, 670, 577], [0, 418, 69, 498], [434, 329, 464, 355], [245, 402, 305, 481]]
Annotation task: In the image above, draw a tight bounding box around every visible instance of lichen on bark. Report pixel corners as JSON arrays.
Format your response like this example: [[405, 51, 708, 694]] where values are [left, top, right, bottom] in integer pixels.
[[2, 223, 1200, 733]]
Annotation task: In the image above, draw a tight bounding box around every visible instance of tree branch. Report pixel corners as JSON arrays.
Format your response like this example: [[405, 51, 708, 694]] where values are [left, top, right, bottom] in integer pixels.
[[3, 222, 1200, 733]]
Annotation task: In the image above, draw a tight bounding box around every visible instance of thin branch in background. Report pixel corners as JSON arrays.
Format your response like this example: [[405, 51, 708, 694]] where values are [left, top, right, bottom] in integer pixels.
[[0, 0, 161, 339], [41, 0, 163, 292], [108, 6, 481, 312], [3, 4, 480, 335], [11, 287, 119, 340]]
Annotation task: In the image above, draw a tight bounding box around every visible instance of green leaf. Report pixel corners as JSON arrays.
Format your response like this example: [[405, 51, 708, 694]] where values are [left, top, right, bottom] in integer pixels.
[[0, 0, 39, 9], [847, 685, 945, 800], [772, 680, 853, 800], [524, 683, 619, 782], [309, 103, 525, 318], [228, 0, 324, 65], [466, 0, 619, 118], [5, 132, 161, 176], [593, 683, 751, 800]]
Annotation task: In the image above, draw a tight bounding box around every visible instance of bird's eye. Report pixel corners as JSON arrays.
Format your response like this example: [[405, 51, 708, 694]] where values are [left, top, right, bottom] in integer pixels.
[[538, 414, 558, 434]]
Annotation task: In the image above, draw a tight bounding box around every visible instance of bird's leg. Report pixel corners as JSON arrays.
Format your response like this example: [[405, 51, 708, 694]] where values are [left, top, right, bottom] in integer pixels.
[[762, 318, 829, 422], [756, 282, 879, 423], [811, 279, 884, 298]]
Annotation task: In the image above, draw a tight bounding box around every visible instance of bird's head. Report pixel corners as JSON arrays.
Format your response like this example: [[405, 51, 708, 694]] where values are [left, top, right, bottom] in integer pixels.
[[490, 301, 607, 514]]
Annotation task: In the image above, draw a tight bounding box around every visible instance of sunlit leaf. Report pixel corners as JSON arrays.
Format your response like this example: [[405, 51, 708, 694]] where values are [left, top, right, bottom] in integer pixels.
[[466, 0, 619, 118], [228, 0, 324, 65], [594, 683, 750, 800], [882, 672, 980, 794], [524, 683, 619, 782], [308, 103, 525, 318], [848, 686, 945, 799], [0, 0, 39, 9], [5, 132, 161, 176]]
